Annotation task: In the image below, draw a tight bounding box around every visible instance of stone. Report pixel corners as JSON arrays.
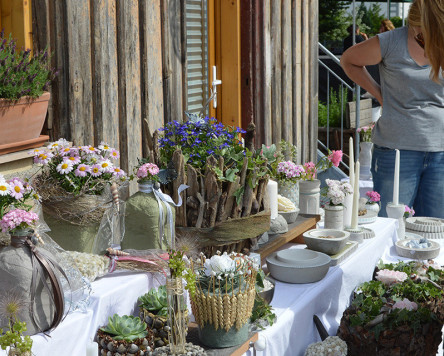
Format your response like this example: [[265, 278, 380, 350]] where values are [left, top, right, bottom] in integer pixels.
[[117, 344, 126, 353], [268, 215, 288, 235], [155, 339, 165, 348], [128, 343, 139, 354], [158, 330, 168, 339], [142, 338, 149, 346], [153, 320, 164, 329], [100, 339, 107, 349], [145, 315, 153, 326], [107, 342, 115, 352], [163, 325, 171, 332]]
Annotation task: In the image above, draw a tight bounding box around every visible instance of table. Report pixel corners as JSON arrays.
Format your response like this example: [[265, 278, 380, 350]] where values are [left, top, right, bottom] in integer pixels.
[[245, 217, 398, 356]]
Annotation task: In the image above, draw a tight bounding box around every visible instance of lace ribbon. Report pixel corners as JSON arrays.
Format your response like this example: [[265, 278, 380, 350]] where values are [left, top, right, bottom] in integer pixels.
[[11, 235, 70, 334], [139, 183, 188, 248]]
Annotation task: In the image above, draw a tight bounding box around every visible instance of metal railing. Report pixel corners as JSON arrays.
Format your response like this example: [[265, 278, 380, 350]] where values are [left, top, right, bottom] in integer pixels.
[[318, 42, 361, 172]]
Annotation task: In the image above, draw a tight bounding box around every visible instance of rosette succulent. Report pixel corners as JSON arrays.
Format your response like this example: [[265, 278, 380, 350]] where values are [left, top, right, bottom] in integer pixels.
[[138, 286, 168, 316], [100, 314, 148, 342]]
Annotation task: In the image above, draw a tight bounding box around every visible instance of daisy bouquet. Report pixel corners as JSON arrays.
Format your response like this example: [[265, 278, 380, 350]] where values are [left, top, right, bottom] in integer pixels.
[[33, 138, 126, 196]]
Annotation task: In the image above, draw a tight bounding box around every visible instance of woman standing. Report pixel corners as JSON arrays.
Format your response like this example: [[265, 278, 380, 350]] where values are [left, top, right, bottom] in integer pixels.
[[340, 0, 444, 218]]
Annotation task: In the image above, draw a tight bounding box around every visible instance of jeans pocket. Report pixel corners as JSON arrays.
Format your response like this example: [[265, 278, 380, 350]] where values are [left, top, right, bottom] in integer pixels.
[[373, 144, 392, 152]]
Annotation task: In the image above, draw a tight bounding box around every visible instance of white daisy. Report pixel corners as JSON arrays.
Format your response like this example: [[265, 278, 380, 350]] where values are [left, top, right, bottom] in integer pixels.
[[0, 181, 10, 196], [56, 161, 74, 175]]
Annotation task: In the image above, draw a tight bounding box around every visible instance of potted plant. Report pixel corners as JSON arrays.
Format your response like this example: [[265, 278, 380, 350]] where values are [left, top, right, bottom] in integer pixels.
[[363, 191, 381, 214], [322, 179, 353, 230], [357, 124, 375, 180], [299, 150, 343, 215], [338, 261, 444, 355], [190, 251, 258, 348], [0, 31, 57, 154], [32, 139, 128, 253], [96, 314, 154, 355], [138, 285, 170, 348]]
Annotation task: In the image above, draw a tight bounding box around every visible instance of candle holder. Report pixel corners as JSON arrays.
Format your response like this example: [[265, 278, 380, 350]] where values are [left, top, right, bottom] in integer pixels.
[[386, 202, 405, 240], [345, 226, 375, 243]]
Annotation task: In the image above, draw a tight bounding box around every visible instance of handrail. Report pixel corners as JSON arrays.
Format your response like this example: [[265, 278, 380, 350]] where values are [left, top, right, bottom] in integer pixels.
[[318, 43, 340, 65], [318, 60, 354, 91]]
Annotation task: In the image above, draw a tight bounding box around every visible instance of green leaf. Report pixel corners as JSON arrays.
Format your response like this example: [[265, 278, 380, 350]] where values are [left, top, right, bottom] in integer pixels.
[[233, 186, 244, 206], [101, 314, 147, 342], [225, 168, 239, 182]]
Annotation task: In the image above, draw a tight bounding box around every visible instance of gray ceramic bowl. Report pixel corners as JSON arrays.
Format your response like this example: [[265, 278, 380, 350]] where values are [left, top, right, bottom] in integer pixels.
[[395, 236, 440, 260], [265, 249, 331, 284], [257, 276, 276, 304], [279, 208, 300, 224], [303, 229, 350, 255]]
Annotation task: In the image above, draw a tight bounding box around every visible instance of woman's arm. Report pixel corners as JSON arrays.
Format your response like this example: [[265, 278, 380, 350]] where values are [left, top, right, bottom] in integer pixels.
[[340, 36, 383, 105]]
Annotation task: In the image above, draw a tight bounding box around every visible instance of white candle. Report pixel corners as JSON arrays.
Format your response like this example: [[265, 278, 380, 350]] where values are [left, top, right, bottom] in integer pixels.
[[393, 149, 400, 205], [351, 161, 360, 229], [86, 341, 98, 356], [267, 180, 279, 219], [349, 137, 354, 187]]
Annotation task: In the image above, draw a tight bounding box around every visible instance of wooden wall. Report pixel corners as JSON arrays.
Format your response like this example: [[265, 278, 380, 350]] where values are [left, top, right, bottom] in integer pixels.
[[245, 0, 318, 164], [31, 0, 318, 173]]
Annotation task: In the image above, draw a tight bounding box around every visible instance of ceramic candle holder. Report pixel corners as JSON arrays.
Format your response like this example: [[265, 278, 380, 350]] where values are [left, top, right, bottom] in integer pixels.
[[386, 202, 405, 240], [345, 227, 366, 244]]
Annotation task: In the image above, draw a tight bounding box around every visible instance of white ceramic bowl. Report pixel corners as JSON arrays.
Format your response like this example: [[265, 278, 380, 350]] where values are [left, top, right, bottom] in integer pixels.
[[303, 229, 350, 255], [279, 208, 300, 224], [266, 249, 331, 284]]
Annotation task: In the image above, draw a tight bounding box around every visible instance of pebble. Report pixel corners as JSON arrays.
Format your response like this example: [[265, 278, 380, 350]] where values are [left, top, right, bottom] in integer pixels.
[[142, 338, 149, 346], [145, 316, 154, 326], [107, 342, 115, 352], [152, 343, 206, 356], [128, 344, 139, 354], [153, 320, 164, 329], [117, 344, 126, 353]]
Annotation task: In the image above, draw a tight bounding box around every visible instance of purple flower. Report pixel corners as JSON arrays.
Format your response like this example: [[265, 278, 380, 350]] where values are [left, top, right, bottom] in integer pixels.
[[74, 164, 90, 177], [90, 164, 102, 177], [0, 209, 39, 233]]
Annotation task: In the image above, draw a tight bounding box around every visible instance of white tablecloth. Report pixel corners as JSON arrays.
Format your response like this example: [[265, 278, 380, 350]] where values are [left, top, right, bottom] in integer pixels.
[[247, 217, 398, 356]]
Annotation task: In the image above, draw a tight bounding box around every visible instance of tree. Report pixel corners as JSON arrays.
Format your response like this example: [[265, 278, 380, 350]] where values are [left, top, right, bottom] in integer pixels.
[[319, 0, 351, 44], [390, 16, 403, 28], [361, 3, 385, 36]]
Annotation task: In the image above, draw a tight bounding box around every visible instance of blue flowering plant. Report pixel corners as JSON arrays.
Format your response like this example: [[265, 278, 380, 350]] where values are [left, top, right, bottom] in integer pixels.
[[159, 117, 246, 171], [0, 30, 57, 100]]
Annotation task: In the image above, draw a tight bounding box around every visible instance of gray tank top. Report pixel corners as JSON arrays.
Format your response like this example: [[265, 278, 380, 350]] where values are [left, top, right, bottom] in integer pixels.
[[373, 27, 444, 152]]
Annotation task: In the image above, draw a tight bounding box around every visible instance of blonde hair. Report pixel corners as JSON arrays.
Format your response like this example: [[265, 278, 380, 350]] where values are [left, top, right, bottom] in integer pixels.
[[380, 19, 395, 32], [407, 0, 422, 27], [421, 0, 444, 83]]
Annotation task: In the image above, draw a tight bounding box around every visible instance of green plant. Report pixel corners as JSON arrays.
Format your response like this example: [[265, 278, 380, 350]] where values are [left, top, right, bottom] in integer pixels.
[[168, 250, 196, 297], [250, 296, 276, 328], [100, 314, 148, 342], [318, 87, 348, 127], [390, 16, 403, 28], [138, 286, 168, 316], [0, 31, 57, 100]]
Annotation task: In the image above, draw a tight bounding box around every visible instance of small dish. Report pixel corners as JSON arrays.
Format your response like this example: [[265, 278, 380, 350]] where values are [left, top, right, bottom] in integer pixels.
[[303, 229, 350, 255], [279, 208, 300, 224], [266, 249, 331, 284], [358, 210, 378, 225], [257, 276, 276, 304], [395, 237, 440, 260]]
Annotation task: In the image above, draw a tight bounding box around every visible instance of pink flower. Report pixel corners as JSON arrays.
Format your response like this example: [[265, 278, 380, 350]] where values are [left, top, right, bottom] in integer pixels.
[[109, 149, 120, 160], [327, 150, 343, 167], [136, 163, 159, 181], [404, 206, 415, 218], [375, 269, 408, 285], [75, 164, 90, 177], [34, 151, 53, 165], [112, 167, 126, 178], [0, 209, 39, 233], [366, 190, 380, 203], [64, 155, 81, 165], [8, 180, 24, 199], [392, 298, 418, 311]]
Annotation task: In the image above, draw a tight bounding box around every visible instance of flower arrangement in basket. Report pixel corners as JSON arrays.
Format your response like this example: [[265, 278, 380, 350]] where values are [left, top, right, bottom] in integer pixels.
[[32, 139, 127, 253], [144, 117, 271, 254], [190, 251, 259, 348], [338, 260, 444, 355]]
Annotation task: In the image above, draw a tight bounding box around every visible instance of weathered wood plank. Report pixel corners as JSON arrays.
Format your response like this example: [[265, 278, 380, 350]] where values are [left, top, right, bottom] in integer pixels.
[[139, 0, 164, 135], [270, 0, 281, 144], [346, 99, 373, 129], [292, 0, 302, 163], [281, 0, 292, 144], [301, 0, 310, 163], [262, 1, 272, 145], [91, 0, 119, 150], [66, 0, 94, 145], [47, 0, 69, 141], [117, 0, 142, 193]]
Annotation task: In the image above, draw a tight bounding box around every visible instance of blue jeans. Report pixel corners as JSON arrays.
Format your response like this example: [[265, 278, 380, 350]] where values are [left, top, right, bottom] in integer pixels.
[[371, 145, 444, 218]]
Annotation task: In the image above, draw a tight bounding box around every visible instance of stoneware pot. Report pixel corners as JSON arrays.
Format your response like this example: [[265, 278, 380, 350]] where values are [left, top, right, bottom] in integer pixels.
[[299, 179, 320, 215], [278, 180, 299, 208], [0, 92, 50, 151], [324, 204, 344, 230], [359, 142, 373, 180], [365, 202, 380, 215]]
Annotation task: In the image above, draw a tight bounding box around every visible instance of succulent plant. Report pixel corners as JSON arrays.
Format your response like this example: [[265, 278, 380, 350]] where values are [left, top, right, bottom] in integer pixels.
[[138, 285, 168, 316], [100, 314, 148, 342]]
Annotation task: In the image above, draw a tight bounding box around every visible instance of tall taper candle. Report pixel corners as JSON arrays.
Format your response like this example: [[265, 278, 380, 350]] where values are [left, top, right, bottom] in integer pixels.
[[349, 137, 354, 187], [393, 149, 400, 205], [351, 161, 360, 229]]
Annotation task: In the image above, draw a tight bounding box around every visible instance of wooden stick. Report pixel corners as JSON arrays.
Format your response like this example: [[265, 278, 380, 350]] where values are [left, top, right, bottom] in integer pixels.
[[244, 120, 256, 152], [172, 149, 187, 227], [224, 176, 240, 220], [216, 191, 228, 222]]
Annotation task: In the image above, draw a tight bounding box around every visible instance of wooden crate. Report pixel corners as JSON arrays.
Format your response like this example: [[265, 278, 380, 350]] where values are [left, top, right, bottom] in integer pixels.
[[346, 98, 373, 128]]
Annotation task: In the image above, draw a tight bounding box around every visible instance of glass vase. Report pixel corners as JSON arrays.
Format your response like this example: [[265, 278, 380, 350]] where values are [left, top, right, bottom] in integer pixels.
[[166, 277, 187, 355]]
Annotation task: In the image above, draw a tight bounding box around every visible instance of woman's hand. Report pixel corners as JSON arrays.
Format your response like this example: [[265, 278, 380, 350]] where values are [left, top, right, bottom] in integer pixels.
[[341, 36, 383, 106]]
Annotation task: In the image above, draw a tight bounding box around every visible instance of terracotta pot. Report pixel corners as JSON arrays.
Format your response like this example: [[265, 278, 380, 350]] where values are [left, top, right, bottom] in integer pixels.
[[0, 92, 50, 145]]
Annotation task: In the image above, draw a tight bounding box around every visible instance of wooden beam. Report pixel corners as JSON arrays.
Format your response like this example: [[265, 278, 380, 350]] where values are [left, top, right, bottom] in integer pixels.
[[281, 0, 292, 144], [270, 0, 281, 144], [309, 0, 319, 162], [262, 1, 272, 145], [301, 0, 310, 163], [240, 0, 253, 132], [292, 0, 302, 163]]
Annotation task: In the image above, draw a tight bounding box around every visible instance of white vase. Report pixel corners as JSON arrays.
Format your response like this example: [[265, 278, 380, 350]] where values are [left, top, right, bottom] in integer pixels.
[[343, 194, 353, 228], [365, 202, 380, 215], [324, 204, 344, 230], [359, 142, 373, 180], [299, 179, 320, 215], [278, 181, 299, 208]]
